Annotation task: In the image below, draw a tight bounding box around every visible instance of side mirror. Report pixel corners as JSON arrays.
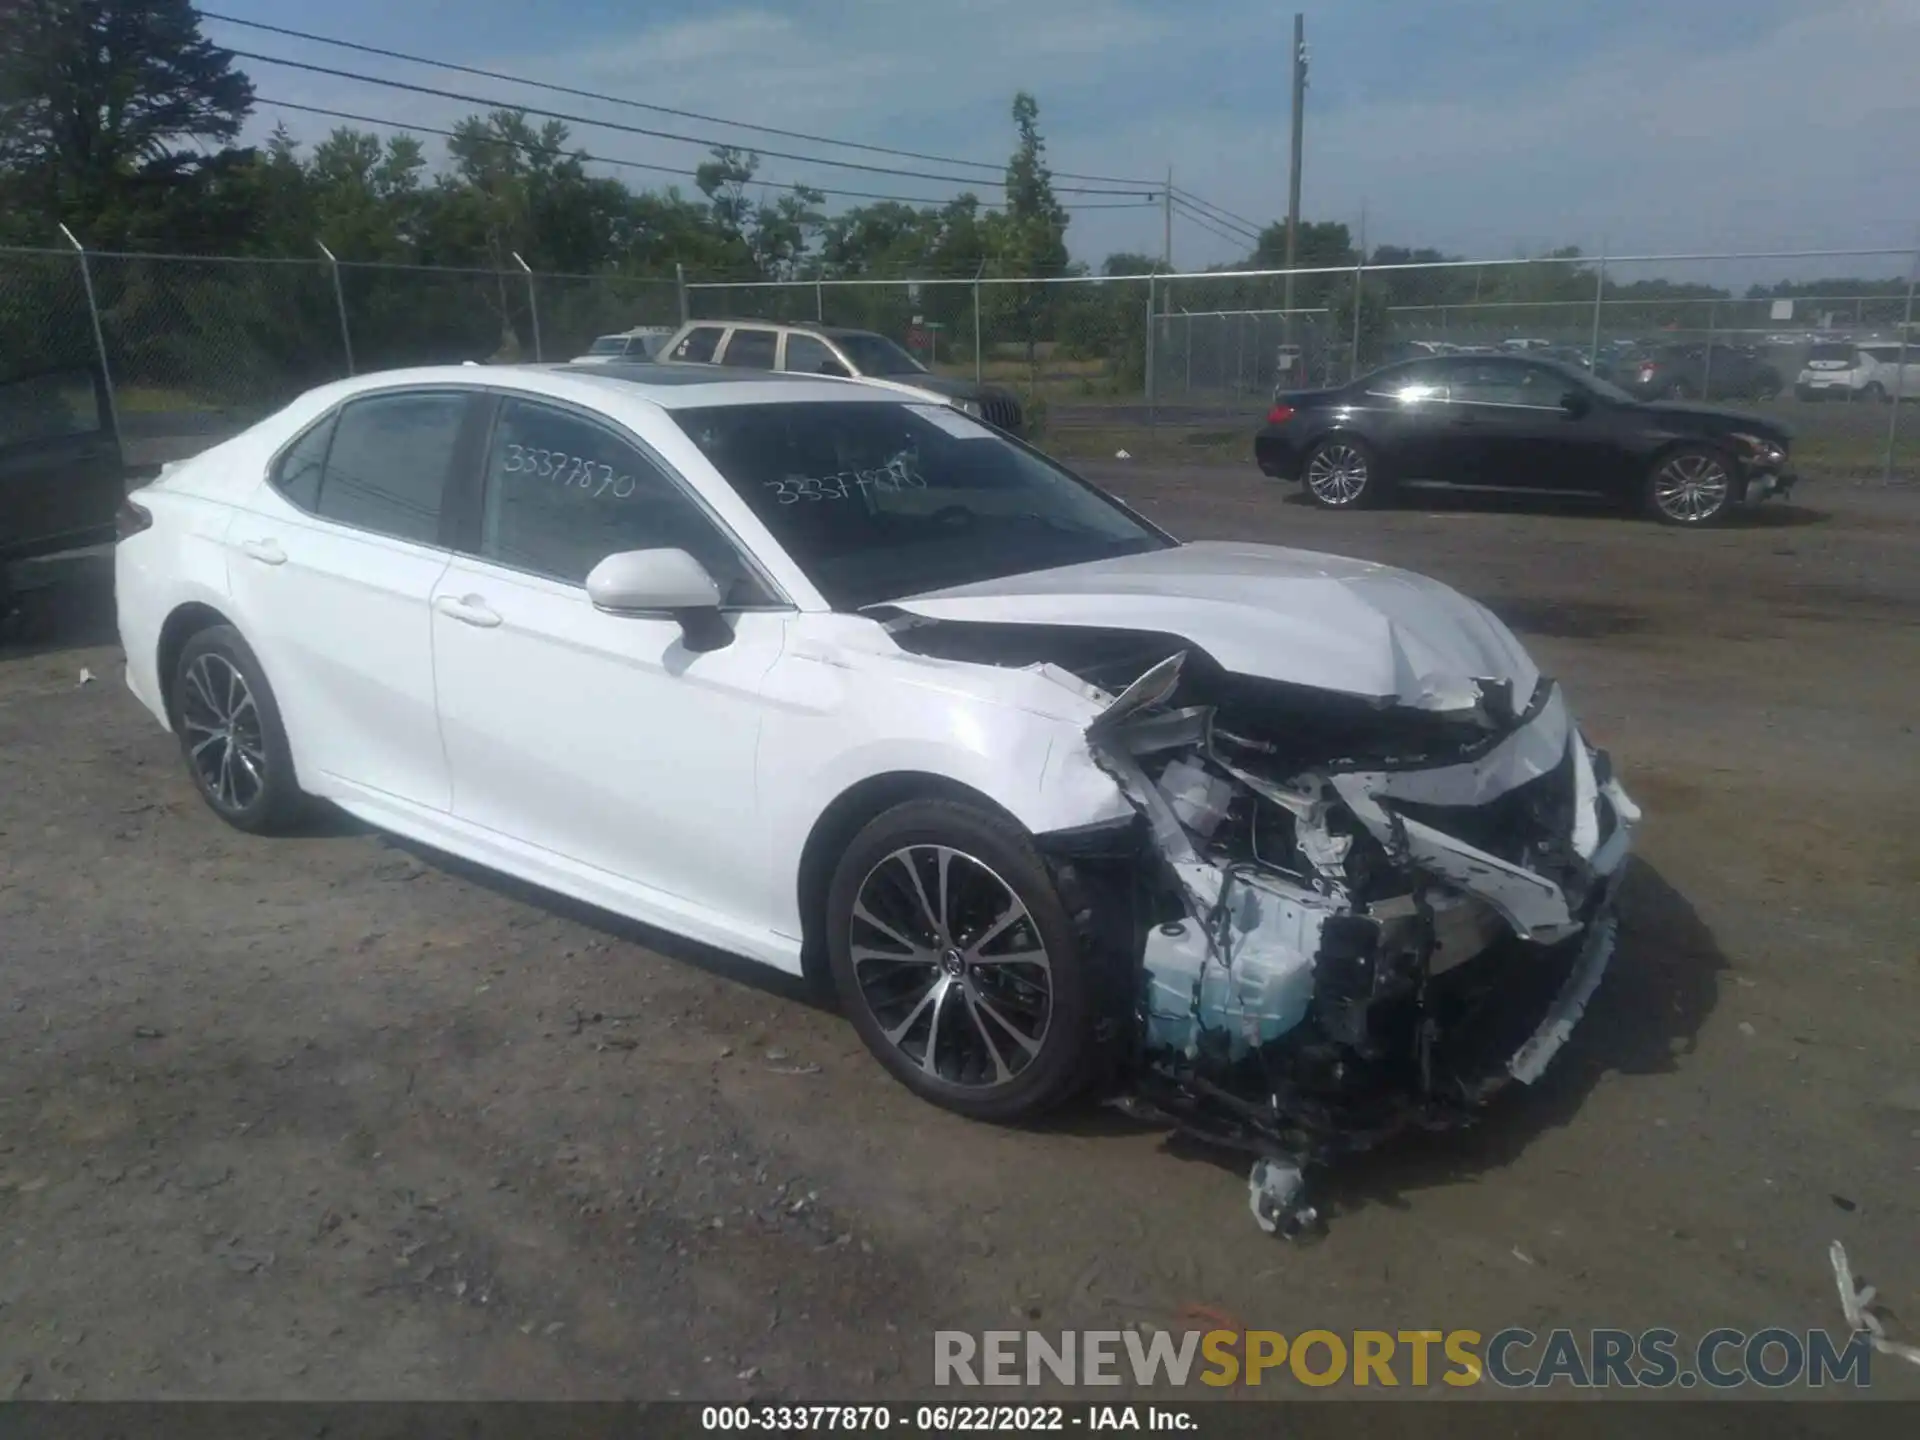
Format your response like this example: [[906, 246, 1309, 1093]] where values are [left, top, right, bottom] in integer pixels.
[[818, 359, 852, 378], [1561, 388, 1592, 418], [584, 548, 732, 651]]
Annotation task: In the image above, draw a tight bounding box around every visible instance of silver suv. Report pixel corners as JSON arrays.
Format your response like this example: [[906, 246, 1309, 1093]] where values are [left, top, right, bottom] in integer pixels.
[[657, 320, 1025, 434]]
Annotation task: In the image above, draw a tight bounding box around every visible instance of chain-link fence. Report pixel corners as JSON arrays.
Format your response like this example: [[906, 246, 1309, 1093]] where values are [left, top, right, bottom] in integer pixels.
[[6, 240, 1916, 480]]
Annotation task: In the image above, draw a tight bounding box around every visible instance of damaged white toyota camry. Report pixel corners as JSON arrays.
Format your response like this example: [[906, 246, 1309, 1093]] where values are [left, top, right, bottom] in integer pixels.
[[115, 362, 1637, 1232]]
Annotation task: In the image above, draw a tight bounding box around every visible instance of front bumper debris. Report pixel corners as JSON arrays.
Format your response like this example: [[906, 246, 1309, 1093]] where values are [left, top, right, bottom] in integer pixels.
[[1075, 653, 1640, 1234]]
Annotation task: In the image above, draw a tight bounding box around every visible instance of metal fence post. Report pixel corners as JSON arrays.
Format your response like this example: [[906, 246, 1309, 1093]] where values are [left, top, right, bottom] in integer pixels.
[[972, 261, 985, 386], [512, 253, 542, 361], [1885, 244, 1919, 483], [1588, 250, 1607, 368], [1349, 254, 1365, 383], [676, 263, 689, 325], [815, 279, 824, 323], [317, 240, 355, 375], [1702, 299, 1717, 397], [58, 224, 122, 449], [1145, 274, 1157, 426]]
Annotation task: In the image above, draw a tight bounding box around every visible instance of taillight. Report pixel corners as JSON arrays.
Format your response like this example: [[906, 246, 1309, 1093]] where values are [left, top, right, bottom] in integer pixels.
[[1266, 403, 1296, 425], [114, 498, 152, 541], [1638, 363, 1657, 381]]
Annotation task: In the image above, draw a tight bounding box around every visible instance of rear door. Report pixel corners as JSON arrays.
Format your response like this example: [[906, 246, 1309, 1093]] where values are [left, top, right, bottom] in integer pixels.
[[225, 387, 481, 811], [0, 366, 125, 565]]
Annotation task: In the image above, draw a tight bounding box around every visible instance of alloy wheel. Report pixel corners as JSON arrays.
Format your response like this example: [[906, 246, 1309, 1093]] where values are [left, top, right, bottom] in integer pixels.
[[1652, 453, 1731, 524], [179, 652, 268, 812], [1305, 443, 1369, 505], [848, 845, 1052, 1090]]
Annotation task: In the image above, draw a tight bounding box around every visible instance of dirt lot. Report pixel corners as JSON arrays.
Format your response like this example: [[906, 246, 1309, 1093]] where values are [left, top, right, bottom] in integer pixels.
[[2, 467, 1917, 1402]]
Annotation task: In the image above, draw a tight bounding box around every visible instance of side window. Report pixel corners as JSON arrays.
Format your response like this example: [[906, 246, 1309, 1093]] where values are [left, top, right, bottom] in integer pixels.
[[270, 412, 334, 512], [1365, 361, 1448, 403], [720, 328, 778, 370], [784, 333, 840, 375], [480, 398, 772, 604], [316, 392, 465, 545], [1447, 360, 1560, 408], [669, 326, 724, 363]]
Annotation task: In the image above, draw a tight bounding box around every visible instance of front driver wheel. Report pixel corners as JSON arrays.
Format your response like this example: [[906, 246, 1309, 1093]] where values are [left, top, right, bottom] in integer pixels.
[[1646, 446, 1734, 527], [826, 799, 1094, 1122], [171, 625, 306, 833], [1301, 437, 1379, 509]]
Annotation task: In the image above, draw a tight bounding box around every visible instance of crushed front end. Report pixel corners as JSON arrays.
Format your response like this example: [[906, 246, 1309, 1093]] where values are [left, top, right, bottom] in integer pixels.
[[1075, 650, 1640, 1234]]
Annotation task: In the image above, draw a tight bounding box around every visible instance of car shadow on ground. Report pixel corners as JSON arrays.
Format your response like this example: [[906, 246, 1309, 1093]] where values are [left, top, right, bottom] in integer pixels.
[[1055, 857, 1728, 1221], [1278, 487, 1832, 529]]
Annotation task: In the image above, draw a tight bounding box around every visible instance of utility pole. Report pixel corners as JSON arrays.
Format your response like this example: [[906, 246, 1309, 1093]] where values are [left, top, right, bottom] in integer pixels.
[[1283, 13, 1308, 343], [1162, 165, 1173, 276]]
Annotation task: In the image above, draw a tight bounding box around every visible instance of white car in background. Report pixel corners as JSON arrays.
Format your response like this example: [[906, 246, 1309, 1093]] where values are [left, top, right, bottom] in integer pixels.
[[571, 326, 676, 365], [1795, 340, 1915, 401], [112, 363, 1636, 1231]]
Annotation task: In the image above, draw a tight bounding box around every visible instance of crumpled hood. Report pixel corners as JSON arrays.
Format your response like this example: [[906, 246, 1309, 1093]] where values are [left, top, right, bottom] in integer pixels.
[[888, 541, 1539, 711]]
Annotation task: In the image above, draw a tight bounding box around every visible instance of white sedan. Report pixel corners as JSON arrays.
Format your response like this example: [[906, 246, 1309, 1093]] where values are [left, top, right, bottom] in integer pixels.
[[114, 362, 1637, 1229]]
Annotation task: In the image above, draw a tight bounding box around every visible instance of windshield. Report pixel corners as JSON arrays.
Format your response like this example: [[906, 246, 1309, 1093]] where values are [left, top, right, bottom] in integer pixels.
[[587, 337, 627, 356], [832, 333, 927, 376], [674, 401, 1171, 609], [1807, 342, 1856, 363]]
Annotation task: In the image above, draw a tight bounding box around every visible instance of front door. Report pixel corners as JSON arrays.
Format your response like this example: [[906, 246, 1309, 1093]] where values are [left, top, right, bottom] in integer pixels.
[[428, 394, 788, 927], [1430, 358, 1602, 491]]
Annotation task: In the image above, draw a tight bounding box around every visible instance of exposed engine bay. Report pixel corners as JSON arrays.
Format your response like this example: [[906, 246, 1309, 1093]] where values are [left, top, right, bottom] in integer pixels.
[[881, 613, 1641, 1235]]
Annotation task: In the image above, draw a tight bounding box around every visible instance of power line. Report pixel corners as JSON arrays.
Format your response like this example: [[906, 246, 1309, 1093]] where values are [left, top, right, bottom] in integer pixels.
[[204, 11, 1172, 187], [256, 97, 1157, 212], [1172, 198, 1253, 251], [1171, 187, 1265, 239], [225, 45, 1164, 199]]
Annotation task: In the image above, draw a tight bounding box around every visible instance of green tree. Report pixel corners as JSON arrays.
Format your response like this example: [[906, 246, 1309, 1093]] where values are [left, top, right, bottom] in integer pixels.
[[0, 0, 254, 247], [982, 92, 1071, 372]]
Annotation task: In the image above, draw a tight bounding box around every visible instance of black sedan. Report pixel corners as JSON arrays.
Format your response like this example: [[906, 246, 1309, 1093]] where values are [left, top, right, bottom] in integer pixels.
[[1254, 354, 1796, 526]]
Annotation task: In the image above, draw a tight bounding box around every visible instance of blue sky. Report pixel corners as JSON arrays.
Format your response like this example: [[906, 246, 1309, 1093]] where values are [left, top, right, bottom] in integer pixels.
[[203, 0, 1920, 277]]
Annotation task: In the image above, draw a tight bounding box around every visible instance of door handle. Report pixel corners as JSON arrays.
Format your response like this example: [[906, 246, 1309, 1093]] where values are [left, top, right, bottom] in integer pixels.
[[434, 594, 502, 628], [238, 538, 286, 565]]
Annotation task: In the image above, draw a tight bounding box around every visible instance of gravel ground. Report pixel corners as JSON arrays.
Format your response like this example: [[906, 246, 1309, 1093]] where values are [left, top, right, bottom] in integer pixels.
[[2, 468, 1916, 1402]]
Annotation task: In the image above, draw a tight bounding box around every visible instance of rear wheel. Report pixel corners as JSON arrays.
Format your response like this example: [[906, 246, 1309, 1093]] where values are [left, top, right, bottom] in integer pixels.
[[1666, 379, 1696, 401], [826, 799, 1094, 1122], [171, 625, 305, 833], [1863, 382, 1888, 403], [1645, 446, 1734, 527], [1300, 437, 1380, 509]]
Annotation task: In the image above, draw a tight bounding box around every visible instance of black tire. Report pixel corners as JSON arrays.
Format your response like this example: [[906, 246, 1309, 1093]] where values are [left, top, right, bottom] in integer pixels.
[[1299, 435, 1382, 510], [826, 798, 1096, 1122], [171, 624, 305, 834], [1666, 379, 1696, 401], [1863, 382, 1888, 404], [1644, 444, 1736, 527]]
